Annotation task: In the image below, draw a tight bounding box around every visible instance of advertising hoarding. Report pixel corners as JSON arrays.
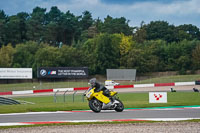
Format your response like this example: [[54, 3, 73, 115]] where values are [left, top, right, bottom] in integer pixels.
[[0, 68, 32, 79], [149, 92, 167, 103], [106, 69, 136, 80], [37, 67, 88, 78]]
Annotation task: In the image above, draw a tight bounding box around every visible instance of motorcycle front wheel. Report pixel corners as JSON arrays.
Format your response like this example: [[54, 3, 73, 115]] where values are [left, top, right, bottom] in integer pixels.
[[89, 99, 102, 113], [114, 99, 124, 112]]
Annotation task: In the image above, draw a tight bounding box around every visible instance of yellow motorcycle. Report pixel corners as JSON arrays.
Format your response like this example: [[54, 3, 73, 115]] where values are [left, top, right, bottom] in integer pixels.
[[85, 87, 124, 113]]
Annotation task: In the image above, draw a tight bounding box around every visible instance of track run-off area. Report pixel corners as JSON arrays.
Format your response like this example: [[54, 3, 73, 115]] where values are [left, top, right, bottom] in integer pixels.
[[0, 106, 200, 126], [0, 82, 200, 127]]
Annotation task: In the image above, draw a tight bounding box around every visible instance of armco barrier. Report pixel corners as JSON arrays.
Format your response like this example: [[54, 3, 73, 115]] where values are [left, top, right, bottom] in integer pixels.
[[12, 90, 33, 95], [33, 89, 53, 93], [175, 82, 195, 86], [114, 85, 134, 89], [0, 92, 12, 95], [74, 87, 89, 91], [155, 83, 175, 87], [53, 88, 74, 92], [0, 81, 198, 96], [134, 84, 154, 88]]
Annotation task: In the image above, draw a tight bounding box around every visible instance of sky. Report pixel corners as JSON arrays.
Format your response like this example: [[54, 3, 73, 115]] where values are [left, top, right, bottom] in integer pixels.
[[0, 0, 200, 28]]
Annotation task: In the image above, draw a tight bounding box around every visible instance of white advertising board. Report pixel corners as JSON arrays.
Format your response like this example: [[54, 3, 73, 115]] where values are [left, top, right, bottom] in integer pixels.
[[0, 68, 32, 79], [149, 92, 167, 103]]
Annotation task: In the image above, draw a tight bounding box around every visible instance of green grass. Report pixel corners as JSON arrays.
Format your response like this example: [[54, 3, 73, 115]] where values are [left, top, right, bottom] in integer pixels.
[[0, 92, 199, 114], [0, 80, 89, 92], [120, 74, 200, 85], [0, 74, 200, 92]]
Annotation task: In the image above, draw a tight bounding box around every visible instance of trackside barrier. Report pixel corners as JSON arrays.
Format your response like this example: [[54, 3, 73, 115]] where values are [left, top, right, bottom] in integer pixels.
[[53, 88, 74, 92], [33, 89, 53, 93], [155, 83, 175, 87], [134, 84, 154, 88], [0, 81, 198, 96], [114, 85, 134, 89], [74, 87, 89, 91], [175, 82, 195, 86], [12, 90, 33, 95], [0, 92, 12, 95]]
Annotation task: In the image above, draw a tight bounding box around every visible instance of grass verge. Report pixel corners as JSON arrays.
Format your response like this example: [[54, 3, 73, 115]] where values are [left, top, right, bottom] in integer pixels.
[[0, 92, 199, 114]]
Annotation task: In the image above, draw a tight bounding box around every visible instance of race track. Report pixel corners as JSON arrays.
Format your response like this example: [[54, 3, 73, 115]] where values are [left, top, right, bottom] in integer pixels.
[[0, 85, 200, 127], [0, 106, 200, 126]]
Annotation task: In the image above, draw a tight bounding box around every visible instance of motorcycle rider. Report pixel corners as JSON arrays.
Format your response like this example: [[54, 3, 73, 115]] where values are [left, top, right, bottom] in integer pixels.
[[89, 78, 114, 106], [89, 78, 111, 97]]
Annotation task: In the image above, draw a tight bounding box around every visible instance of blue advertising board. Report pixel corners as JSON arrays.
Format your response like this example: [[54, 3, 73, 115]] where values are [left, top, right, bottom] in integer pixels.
[[37, 67, 88, 78]]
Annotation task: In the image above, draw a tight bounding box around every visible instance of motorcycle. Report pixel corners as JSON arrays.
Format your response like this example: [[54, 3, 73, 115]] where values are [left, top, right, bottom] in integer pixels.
[[85, 87, 124, 113]]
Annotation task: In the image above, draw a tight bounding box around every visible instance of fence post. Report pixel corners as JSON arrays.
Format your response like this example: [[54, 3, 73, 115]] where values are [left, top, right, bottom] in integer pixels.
[[82, 90, 87, 102], [73, 91, 77, 102], [54, 90, 59, 103], [63, 90, 68, 102]]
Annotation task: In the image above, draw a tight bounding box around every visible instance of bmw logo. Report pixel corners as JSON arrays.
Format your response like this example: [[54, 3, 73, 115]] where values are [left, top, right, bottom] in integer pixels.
[[40, 69, 47, 76]]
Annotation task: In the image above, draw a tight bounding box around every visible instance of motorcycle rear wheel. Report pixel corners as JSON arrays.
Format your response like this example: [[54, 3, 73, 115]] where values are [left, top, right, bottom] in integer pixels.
[[89, 99, 102, 113], [114, 99, 124, 112]]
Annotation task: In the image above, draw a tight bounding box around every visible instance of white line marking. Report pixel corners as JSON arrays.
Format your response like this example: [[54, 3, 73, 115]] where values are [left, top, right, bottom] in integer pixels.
[[0, 111, 73, 116]]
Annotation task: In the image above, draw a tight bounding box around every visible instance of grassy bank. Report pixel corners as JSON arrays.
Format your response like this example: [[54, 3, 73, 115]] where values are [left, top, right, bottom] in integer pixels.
[[0, 92, 199, 114]]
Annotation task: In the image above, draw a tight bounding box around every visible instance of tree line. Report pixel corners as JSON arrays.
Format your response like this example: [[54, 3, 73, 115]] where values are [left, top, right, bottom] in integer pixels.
[[0, 6, 200, 77]]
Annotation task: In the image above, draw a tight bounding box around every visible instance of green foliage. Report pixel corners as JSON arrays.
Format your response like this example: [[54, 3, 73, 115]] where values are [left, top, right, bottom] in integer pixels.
[[192, 44, 200, 69], [0, 44, 15, 67], [99, 15, 133, 35], [60, 45, 87, 67], [82, 33, 120, 74], [34, 44, 62, 67], [26, 7, 46, 42], [12, 41, 39, 68], [0, 7, 200, 75]]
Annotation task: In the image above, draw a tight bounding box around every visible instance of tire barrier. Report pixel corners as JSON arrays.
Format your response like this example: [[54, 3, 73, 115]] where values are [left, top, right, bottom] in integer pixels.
[[0, 97, 20, 105]]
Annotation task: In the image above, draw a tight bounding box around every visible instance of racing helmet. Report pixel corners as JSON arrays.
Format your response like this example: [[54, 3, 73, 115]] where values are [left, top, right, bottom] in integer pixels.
[[89, 78, 97, 87]]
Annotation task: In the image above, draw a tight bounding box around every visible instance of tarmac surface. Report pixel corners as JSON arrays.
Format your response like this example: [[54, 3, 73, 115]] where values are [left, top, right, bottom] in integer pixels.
[[0, 85, 200, 133]]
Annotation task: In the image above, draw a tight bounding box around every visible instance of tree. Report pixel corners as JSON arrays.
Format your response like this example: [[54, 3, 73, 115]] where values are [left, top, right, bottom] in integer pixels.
[[82, 33, 120, 74], [0, 44, 15, 67], [99, 16, 133, 35], [60, 45, 87, 67], [177, 24, 200, 41], [144, 21, 177, 42], [125, 46, 159, 73], [44, 6, 63, 46], [118, 33, 134, 68], [16, 12, 29, 43], [59, 11, 81, 45], [4, 15, 21, 45], [34, 45, 62, 67], [46, 6, 62, 23], [133, 21, 147, 43], [12, 41, 40, 68], [192, 44, 200, 70], [94, 33, 120, 74], [26, 7, 47, 42], [80, 11, 93, 31], [0, 10, 7, 46]]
